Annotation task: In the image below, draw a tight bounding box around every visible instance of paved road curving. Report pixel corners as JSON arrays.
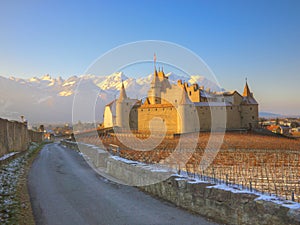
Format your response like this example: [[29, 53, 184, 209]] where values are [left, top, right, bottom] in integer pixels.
[[28, 143, 219, 225]]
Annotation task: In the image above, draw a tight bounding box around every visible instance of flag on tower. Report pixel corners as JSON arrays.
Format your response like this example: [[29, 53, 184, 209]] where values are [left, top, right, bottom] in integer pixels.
[[154, 53, 156, 63]]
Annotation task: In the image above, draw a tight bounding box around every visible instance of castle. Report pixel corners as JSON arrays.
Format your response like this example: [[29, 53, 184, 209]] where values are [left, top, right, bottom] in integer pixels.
[[103, 66, 258, 134]]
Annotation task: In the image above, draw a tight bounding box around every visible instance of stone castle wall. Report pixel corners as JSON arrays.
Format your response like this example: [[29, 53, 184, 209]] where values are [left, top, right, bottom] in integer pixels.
[[138, 106, 178, 133], [241, 104, 259, 129], [138, 104, 257, 133], [0, 118, 44, 157]]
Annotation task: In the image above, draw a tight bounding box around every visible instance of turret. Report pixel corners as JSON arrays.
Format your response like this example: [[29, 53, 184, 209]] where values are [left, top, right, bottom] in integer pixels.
[[116, 82, 130, 129], [118, 81, 127, 100], [148, 65, 162, 104], [241, 79, 259, 129], [243, 79, 251, 97], [151, 68, 159, 88], [242, 79, 257, 104], [177, 87, 197, 133], [179, 86, 192, 105], [157, 68, 166, 80]]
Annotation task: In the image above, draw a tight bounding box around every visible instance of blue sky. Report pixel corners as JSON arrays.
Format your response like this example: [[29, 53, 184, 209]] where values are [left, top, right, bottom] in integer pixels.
[[1, 0, 300, 115]]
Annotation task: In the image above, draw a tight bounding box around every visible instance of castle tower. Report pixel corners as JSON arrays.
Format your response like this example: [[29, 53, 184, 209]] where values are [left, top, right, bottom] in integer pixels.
[[148, 55, 162, 104], [116, 82, 130, 129], [177, 86, 198, 133], [241, 79, 259, 129]]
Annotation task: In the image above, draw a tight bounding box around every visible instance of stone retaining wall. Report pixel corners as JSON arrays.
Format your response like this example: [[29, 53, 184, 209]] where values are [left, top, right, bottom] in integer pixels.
[[140, 177, 300, 225]]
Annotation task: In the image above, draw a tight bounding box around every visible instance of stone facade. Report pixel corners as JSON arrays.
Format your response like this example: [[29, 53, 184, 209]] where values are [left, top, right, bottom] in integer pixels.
[[103, 67, 259, 134]]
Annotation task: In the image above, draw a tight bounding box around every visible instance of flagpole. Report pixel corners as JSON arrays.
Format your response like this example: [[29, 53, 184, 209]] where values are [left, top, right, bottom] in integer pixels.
[[154, 53, 156, 71]]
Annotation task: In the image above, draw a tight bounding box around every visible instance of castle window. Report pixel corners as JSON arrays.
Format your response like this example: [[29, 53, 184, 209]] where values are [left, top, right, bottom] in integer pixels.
[[252, 116, 255, 120], [155, 108, 157, 111], [231, 107, 233, 110], [250, 107, 252, 110], [126, 103, 129, 106], [189, 91, 191, 96], [141, 109, 143, 112], [148, 109, 150, 111], [175, 100, 177, 103]]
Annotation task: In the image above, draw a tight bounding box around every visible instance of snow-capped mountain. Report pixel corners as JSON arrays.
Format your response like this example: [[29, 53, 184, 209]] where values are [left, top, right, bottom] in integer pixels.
[[0, 72, 223, 123]]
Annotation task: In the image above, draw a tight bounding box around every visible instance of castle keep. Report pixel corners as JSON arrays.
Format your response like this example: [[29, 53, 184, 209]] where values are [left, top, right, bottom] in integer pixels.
[[103, 67, 258, 134]]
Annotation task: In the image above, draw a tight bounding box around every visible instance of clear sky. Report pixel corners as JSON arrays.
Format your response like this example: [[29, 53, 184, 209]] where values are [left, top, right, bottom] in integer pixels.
[[1, 0, 299, 115]]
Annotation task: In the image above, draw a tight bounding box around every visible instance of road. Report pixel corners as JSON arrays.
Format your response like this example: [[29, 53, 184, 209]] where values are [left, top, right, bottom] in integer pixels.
[[28, 143, 219, 225]]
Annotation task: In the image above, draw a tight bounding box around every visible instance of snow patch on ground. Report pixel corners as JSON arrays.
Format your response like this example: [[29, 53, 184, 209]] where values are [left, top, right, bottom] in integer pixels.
[[0, 152, 19, 161]]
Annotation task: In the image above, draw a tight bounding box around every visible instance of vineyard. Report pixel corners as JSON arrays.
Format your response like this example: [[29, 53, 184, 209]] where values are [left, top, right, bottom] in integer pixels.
[[77, 131, 300, 202]]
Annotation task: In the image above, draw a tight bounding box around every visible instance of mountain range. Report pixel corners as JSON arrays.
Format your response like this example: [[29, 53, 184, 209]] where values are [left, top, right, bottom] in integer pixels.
[[0, 72, 223, 124], [258, 112, 295, 119]]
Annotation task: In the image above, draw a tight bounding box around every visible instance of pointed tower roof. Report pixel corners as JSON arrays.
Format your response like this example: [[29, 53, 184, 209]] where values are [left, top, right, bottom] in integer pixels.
[[118, 81, 127, 101], [179, 86, 192, 104], [151, 68, 161, 88], [154, 67, 158, 77], [243, 79, 251, 97], [143, 97, 151, 105], [153, 53, 157, 76], [242, 79, 258, 104]]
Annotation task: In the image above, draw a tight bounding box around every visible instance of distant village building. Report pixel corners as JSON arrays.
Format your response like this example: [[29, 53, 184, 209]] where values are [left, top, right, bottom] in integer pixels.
[[291, 127, 300, 133], [266, 125, 290, 135], [290, 127, 300, 136], [103, 64, 259, 134]]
